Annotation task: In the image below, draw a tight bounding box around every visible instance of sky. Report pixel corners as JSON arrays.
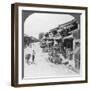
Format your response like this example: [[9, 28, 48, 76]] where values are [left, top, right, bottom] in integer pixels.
[[24, 13, 74, 39]]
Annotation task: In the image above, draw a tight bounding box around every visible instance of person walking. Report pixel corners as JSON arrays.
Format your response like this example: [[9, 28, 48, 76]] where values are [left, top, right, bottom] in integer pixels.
[[32, 50, 36, 63]]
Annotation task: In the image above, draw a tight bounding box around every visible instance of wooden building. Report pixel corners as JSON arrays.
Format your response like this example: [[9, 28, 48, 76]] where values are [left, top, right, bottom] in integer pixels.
[[40, 18, 80, 68]]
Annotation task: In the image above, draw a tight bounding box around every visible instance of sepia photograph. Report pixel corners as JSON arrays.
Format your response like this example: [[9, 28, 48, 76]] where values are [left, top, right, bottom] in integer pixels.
[[11, 3, 88, 87]]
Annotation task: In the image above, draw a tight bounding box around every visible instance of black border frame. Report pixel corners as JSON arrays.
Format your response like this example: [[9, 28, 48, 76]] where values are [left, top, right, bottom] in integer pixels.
[[11, 3, 88, 87]]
